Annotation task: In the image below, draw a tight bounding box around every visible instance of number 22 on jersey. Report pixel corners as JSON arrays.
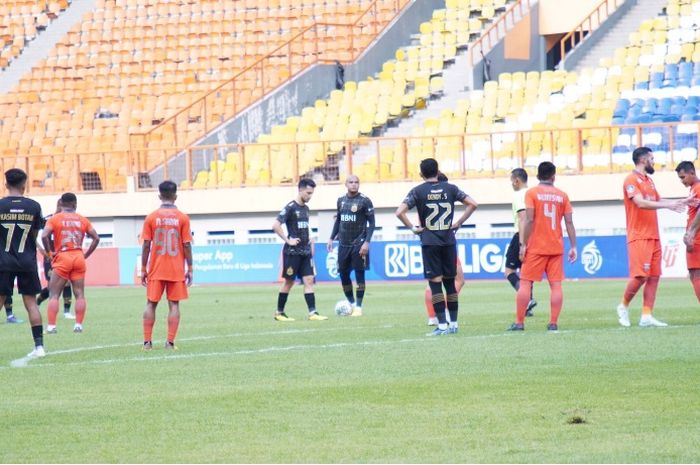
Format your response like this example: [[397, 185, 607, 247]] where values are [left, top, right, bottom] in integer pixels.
[[425, 203, 453, 230]]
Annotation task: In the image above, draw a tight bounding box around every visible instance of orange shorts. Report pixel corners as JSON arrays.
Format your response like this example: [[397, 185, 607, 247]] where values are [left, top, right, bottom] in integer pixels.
[[687, 240, 700, 269], [628, 239, 661, 277], [147, 280, 188, 302], [52, 251, 86, 281], [520, 252, 564, 282]]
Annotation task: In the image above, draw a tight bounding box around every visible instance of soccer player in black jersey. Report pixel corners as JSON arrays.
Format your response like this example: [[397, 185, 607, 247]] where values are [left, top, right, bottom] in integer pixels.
[[272, 178, 328, 321], [396, 159, 478, 335], [326, 175, 375, 316], [0, 169, 46, 357]]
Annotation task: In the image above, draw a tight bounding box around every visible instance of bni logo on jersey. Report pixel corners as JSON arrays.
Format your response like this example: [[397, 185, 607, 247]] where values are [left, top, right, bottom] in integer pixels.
[[581, 240, 603, 275], [325, 247, 339, 278]]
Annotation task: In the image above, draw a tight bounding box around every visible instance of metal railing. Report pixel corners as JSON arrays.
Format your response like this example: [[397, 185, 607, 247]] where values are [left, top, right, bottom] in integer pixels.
[[6, 120, 699, 194], [134, 120, 700, 189], [469, 0, 533, 66], [128, 0, 409, 162], [558, 0, 625, 69]]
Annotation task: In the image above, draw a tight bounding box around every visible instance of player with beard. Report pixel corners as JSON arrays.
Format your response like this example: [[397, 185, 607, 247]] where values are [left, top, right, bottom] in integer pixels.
[[616, 147, 687, 327]]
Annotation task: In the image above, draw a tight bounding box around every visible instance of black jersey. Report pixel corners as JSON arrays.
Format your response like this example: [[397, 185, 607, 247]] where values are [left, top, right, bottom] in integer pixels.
[[403, 181, 467, 246], [0, 196, 44, 272], [276, 200, 312, 256], [330, 193, 375, 247]]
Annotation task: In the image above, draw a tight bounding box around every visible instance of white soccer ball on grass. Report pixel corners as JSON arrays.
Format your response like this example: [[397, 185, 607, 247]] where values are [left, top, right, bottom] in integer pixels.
[[334, 300, 353, 316]]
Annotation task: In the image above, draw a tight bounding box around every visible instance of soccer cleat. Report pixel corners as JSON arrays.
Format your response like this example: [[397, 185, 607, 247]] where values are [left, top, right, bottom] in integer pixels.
[[308, 312, 328, 321], [63, 313, 76, 320], [73, 324, 83, 333], [447, 326, 459, 334], [6, 315, 24, 324], [142, 341, 153, 352], [164, 341, 178, 350], [507, 323, 524, 331], [350, 306, 363, 317], [616, 304, 631, 327], [427, 327, 449, 336], [274, 312, 295, 322], [526, 299, 537, 317], [427, 317, 438, 326], [639, 315, 668, 327], [27, 346, 46, 358], [547, 323, 559, 331], [45, 326, 57, 334]]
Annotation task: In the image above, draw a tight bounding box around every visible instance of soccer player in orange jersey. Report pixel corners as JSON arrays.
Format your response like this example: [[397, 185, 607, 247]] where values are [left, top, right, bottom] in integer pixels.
[[616, 147, 687, 328], [141, 181, 193, 351], [507, 162, 577, 331], [675, 161, 700, 305], [41, 193, 100, 334]]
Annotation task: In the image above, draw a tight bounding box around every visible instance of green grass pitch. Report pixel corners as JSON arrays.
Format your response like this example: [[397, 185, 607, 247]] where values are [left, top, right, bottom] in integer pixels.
[[1, 279, 700, 463]]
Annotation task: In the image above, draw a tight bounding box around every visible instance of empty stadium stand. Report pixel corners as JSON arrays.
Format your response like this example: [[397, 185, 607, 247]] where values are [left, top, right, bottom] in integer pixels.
[[0, 0, 407, 192], [0, 1, 71, 70]]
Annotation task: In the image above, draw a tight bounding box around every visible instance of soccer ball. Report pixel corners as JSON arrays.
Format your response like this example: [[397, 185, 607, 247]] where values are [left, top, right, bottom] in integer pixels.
[[334, 300, 353, 316]]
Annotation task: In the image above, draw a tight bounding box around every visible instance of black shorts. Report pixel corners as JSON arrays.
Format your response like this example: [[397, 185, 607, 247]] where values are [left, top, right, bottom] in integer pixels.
[[505, 233, 522, 270], [281, 254, 314, 280], [337, 244, 370, 273], [43, 258, 51, 279], [421, 245, 457, 279], [0, 271, 42, 296]]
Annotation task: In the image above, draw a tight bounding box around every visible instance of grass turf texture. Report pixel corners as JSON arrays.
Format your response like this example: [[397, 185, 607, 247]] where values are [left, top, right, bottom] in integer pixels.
[[1, 279, 700, 463]]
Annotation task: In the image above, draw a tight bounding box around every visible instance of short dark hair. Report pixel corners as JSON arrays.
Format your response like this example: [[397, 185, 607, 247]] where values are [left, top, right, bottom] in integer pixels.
[[159, 180, 177, 199], [60, 192, 77, 205], [5, 168, 27, 188], [511, 168, 528, 183], [537, 161, 556, 181], [437, 171, 448, 182], [420, 158, 439, 179], [632, 146, 653, 165], [676, 160, 696, 174], [298, 178, 316, 190]]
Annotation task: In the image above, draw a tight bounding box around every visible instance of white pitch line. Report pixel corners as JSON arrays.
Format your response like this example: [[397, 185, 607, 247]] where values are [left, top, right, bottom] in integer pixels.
[[5, 324, 397, 368], [10, 337, 434, 369], [5, 323, 691, 370]]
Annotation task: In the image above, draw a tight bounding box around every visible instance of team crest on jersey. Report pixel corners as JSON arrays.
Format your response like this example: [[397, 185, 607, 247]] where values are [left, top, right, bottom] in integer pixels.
[[286, 266, 294, 276], [351, 204, 358, 212], [626, 184, 635, 193]]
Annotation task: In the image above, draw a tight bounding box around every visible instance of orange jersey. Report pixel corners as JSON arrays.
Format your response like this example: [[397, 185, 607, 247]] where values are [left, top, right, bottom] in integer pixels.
[[687, 181, 700, 243], [524, 183, 573, 255], [623, 171, 660, 242], [142, 205, 192, 281], [46, 211, 92, 253]]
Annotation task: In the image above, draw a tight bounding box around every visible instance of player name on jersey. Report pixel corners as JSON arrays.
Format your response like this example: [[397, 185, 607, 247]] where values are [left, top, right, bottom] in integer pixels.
[[535, 193, 564, 203], [155, 217, 180, 226], [0, 213, 35, 221]]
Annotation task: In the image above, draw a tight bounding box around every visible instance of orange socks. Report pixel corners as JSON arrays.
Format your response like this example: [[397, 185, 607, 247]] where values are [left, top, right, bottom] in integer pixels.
[[623, 277, 645, 307], [642, 277, 659, 312], [167, 315, 180, 343], [75, 298, 86, 325], [515, 281, 532, 324], [550, 282, 563, 325], [143, 318, 155, 342], [47, 299, 59, 326], [424, 288, 436, 318]]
